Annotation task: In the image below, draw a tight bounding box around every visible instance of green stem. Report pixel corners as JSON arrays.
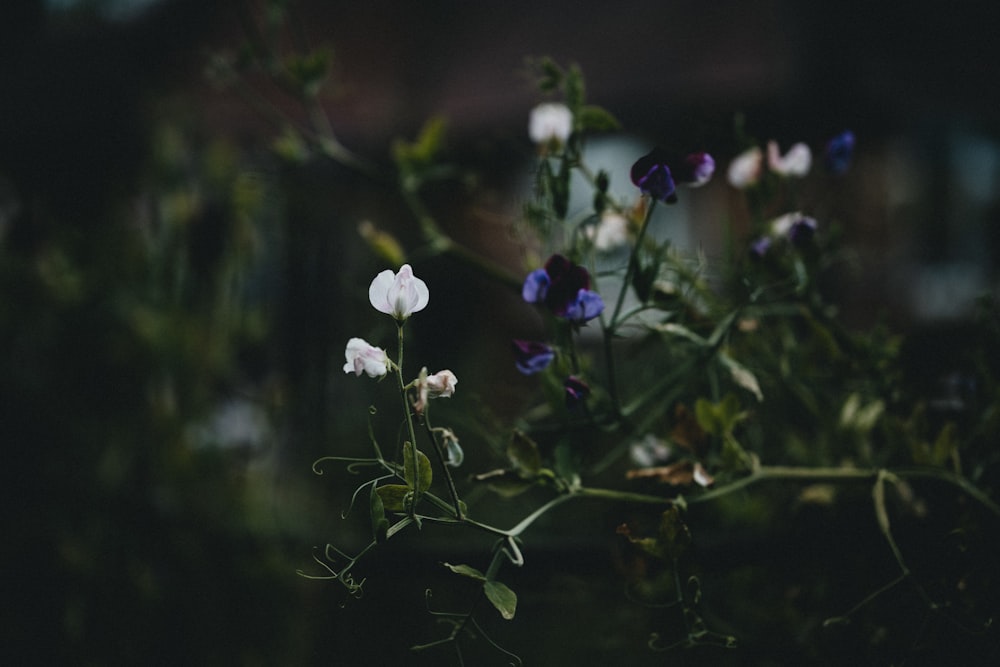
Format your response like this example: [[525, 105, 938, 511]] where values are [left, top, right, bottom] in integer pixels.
[[609, 198, 656, 328], [424, 420, 465, 520], [603, 198, 657, 412], [395, 322, 422, 517]]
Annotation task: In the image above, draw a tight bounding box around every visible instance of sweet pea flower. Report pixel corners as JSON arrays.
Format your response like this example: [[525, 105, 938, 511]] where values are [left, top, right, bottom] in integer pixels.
[[676, 152, 716, 187], [630, 434, 672, 467], [630, 149, 715, 202], [770, 212, 818, 247], [563, 290, 605, 323], [824, 130, 856, 175], [748, 236, 773, 259], [787, 216, 818, 246], [767, 141, 812, 177], [522, 255, 604, 325], [630, 152, 675, 202], [343, 338, 390, 378], [564, 375, 591, 408], [411, 367, 458, 415], [727, 146, 764, 189], [426, 369, 458, 398], [529, 103, 573, 146], [512, 339, 555, 375], [368, 263, 429, 320], [585, 210, 629, 251]]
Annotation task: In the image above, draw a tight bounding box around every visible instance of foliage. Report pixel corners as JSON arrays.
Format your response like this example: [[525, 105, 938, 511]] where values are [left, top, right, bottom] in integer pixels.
[[199, 8, 1000, 664]]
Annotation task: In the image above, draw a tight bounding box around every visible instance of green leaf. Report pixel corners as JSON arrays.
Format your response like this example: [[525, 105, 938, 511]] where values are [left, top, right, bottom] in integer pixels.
[[403, 441, 433, 492], [535, 56, 564, 92], [577, 105, 620, 132], [507, 430, 542, 477], [442, 562, 486, 580], [719, 353, 763, 402], [473, 468, 537, 497], [564, 64, 585, 112], [695, 398, 722, 437], [931, 422, 959, 467], [658, 505, 692, 560], [391, 116, 447, 173], [695, 394, 745, 438], [272, 125, 309, 163], [651, 322, 708, 347], [484, 580, 518, 620], [553, 440, 580, 490], [369, 485, 389, 542], [375, 484, 411, 512], [284, 48, 332, 97]]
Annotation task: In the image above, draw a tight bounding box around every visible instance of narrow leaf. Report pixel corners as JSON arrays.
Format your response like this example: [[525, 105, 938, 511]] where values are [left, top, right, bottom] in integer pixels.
[[442, 562, 486, 581], [719, 353, 763, 402], [369, 484, 389, 542]]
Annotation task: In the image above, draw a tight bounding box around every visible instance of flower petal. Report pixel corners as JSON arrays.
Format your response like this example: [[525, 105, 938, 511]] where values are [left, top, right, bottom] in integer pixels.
[[368, 269, 397, 315]]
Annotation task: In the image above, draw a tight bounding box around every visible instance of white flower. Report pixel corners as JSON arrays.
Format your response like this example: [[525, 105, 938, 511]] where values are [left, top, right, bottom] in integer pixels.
[[767, 140, 812, 177], [770, 211, 801, 236], [726, 146, 763, 189], [343, 338, 389, 378], [629, 434, 672, 467], [425, 369, 458, 398], [412, 367, 458, 414], [529, 103, 573, 145], [586, 210, 629, 251], [368, 263, 429, 320]]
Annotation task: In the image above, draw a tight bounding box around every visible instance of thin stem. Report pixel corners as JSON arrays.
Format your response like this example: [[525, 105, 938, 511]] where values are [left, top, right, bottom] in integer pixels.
[[609, 198, 657, 328], [395, 322, 423, 516], [424, 419, 465, 520], [603, 198, 657, 412]]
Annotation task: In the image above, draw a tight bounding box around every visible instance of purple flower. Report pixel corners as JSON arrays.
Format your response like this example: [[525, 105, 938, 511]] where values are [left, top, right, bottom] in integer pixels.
[[512, 340, 555, 375], [564, 289, 605, 323], [522, 255, 604, 324], [630, 149, 715, 202], [522, 268, 551, 303], [824, 130, 855, 175], [564, 376, 591, 408], [676, 152, 716, 187], [787, 216, 818, 246], [630, 153, 676, 202], [749, 236, 772, 259]]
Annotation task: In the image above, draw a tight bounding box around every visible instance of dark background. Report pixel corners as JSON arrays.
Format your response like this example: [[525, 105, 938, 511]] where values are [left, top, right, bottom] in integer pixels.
[[3, 1, 999, 664]]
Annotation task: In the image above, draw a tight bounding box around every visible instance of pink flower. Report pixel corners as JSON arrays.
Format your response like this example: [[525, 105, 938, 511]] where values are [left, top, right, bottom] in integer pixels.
[[767, 141, 812, 177], [412, 368, 458, 415], [368, 264, 429, 320], [343, 338, 389, 378], [426, 370, 458, 398]]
